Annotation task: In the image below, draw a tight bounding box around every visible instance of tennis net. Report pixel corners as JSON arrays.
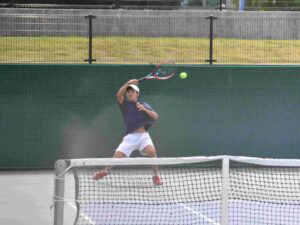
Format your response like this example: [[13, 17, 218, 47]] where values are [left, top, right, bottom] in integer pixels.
[[53, 156, 300, 225]]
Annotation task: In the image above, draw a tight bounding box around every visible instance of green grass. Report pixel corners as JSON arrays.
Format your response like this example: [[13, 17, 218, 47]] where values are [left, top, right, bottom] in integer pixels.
[[0, 36, 300, 64]]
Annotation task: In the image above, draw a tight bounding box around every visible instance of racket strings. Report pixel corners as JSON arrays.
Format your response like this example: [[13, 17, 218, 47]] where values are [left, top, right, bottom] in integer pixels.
[[154, 63, 176, 77]]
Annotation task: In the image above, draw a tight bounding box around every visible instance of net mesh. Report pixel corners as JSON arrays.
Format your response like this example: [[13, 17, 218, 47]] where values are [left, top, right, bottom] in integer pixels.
[[56, 157, 300, 225], [229, 161, 300, 225], [72, 160, 222, 225]]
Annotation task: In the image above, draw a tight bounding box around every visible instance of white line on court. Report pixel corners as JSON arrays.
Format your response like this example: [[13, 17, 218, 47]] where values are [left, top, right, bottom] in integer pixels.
[[178, 203, 220, 225], [67, 202, 219, 225], [67, 202, 96, 225]]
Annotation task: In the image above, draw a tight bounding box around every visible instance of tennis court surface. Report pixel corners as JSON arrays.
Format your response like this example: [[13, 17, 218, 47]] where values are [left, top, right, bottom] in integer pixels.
[[0, 171, 54, 225], [54, 156, 300, 225]]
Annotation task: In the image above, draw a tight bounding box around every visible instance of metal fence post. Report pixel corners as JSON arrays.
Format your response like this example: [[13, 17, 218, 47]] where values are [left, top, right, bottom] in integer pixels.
[[85, 14, 96, 64], [114, 0, 120, 9], [205, 15, 217, 65]]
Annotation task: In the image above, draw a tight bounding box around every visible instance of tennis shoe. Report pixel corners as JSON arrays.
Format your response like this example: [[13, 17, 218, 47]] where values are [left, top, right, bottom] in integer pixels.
[[92, 169, 108, 181], [152, 175, 162, 185]]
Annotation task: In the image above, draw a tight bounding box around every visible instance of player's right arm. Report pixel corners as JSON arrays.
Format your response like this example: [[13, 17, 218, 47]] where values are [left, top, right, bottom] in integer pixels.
[[116, 79, 138, 104]]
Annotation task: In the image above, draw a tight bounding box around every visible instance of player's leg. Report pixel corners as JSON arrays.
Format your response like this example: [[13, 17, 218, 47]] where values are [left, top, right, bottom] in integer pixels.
[[113, 150, 127, 158], [142, 145, 158, 174], [142, 145, 162, 185], [92, 151, 126, 180], [92, 134, 136, 181], [106, 150, 127, 172]]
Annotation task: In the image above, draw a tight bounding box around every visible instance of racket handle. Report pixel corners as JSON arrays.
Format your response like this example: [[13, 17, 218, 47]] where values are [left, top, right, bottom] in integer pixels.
[[138, 77, 146, 83]]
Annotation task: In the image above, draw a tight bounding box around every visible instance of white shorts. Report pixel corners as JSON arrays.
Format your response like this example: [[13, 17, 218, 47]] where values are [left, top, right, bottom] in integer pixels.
[[115, 132, 154, 157]]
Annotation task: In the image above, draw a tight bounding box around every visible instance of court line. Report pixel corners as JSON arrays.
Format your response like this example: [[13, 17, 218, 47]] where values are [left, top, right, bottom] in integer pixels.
[[67, 202, 96, 225], [67, 201, 219, 225], [178, 203, 220, 225], [67, 200, 297, 225]]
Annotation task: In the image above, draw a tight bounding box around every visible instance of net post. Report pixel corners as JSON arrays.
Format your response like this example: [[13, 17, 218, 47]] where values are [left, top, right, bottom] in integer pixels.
[[53, 159, 67, 225], [221, 157, 229, 225]]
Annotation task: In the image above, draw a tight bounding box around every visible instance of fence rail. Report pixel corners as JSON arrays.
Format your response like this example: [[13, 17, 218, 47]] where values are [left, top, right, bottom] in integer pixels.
[[1, 0, 300, 11], [1, 13, 300, 64], [0, 0, 215, 10]]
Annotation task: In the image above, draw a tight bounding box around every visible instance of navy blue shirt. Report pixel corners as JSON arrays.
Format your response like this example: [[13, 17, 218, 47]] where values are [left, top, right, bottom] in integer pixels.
[[119, 100, 155, 135]]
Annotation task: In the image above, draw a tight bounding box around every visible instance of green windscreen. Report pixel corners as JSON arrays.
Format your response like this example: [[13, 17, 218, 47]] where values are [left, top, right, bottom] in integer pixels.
[[0, 64, 299, 169]]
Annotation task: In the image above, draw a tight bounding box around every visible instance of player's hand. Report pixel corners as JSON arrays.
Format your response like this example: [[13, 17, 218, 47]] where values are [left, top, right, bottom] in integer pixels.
[[136, 102, 145, 111], [127, 79, 139, 85]]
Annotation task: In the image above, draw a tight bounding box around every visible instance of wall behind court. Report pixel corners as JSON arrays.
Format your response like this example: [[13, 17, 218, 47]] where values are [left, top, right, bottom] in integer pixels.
[[0, 64, 299, 169], [1, 9, 300, 39]]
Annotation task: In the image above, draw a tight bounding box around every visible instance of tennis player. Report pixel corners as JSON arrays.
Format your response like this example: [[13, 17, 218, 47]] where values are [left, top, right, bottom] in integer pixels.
[[92, 79, 162, 185]]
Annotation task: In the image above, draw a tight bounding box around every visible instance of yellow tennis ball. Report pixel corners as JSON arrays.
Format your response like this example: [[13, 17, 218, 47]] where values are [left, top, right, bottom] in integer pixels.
[[180, 72, 187, 79]]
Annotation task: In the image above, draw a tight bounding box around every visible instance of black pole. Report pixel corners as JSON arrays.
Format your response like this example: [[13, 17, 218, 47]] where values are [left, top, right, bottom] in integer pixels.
[[114, 0, 120, 9], [85, 14, 96, 64], [219, 0, 223, 11], [205, 15, 217, 65], [7, 0, 15, 7]]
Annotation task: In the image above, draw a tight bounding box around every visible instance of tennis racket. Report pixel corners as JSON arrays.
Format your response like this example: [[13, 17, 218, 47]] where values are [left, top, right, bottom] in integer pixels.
[[138, 60, 176, 83]]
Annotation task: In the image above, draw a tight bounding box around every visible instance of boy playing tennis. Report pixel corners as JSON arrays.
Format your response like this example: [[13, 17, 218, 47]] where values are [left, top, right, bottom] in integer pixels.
[[92, 79, 162, 185]]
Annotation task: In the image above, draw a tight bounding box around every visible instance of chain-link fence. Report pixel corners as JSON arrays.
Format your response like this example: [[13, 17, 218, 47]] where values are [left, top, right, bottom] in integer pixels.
[[1, 13, 300, 64]]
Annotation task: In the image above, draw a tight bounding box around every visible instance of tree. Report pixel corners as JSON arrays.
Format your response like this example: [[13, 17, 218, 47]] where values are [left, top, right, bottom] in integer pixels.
[[232, 0, 300, 10]]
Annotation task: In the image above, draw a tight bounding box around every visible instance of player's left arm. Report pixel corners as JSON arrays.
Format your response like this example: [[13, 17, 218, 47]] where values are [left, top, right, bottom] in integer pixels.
[[137, 102, 159, 120]]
